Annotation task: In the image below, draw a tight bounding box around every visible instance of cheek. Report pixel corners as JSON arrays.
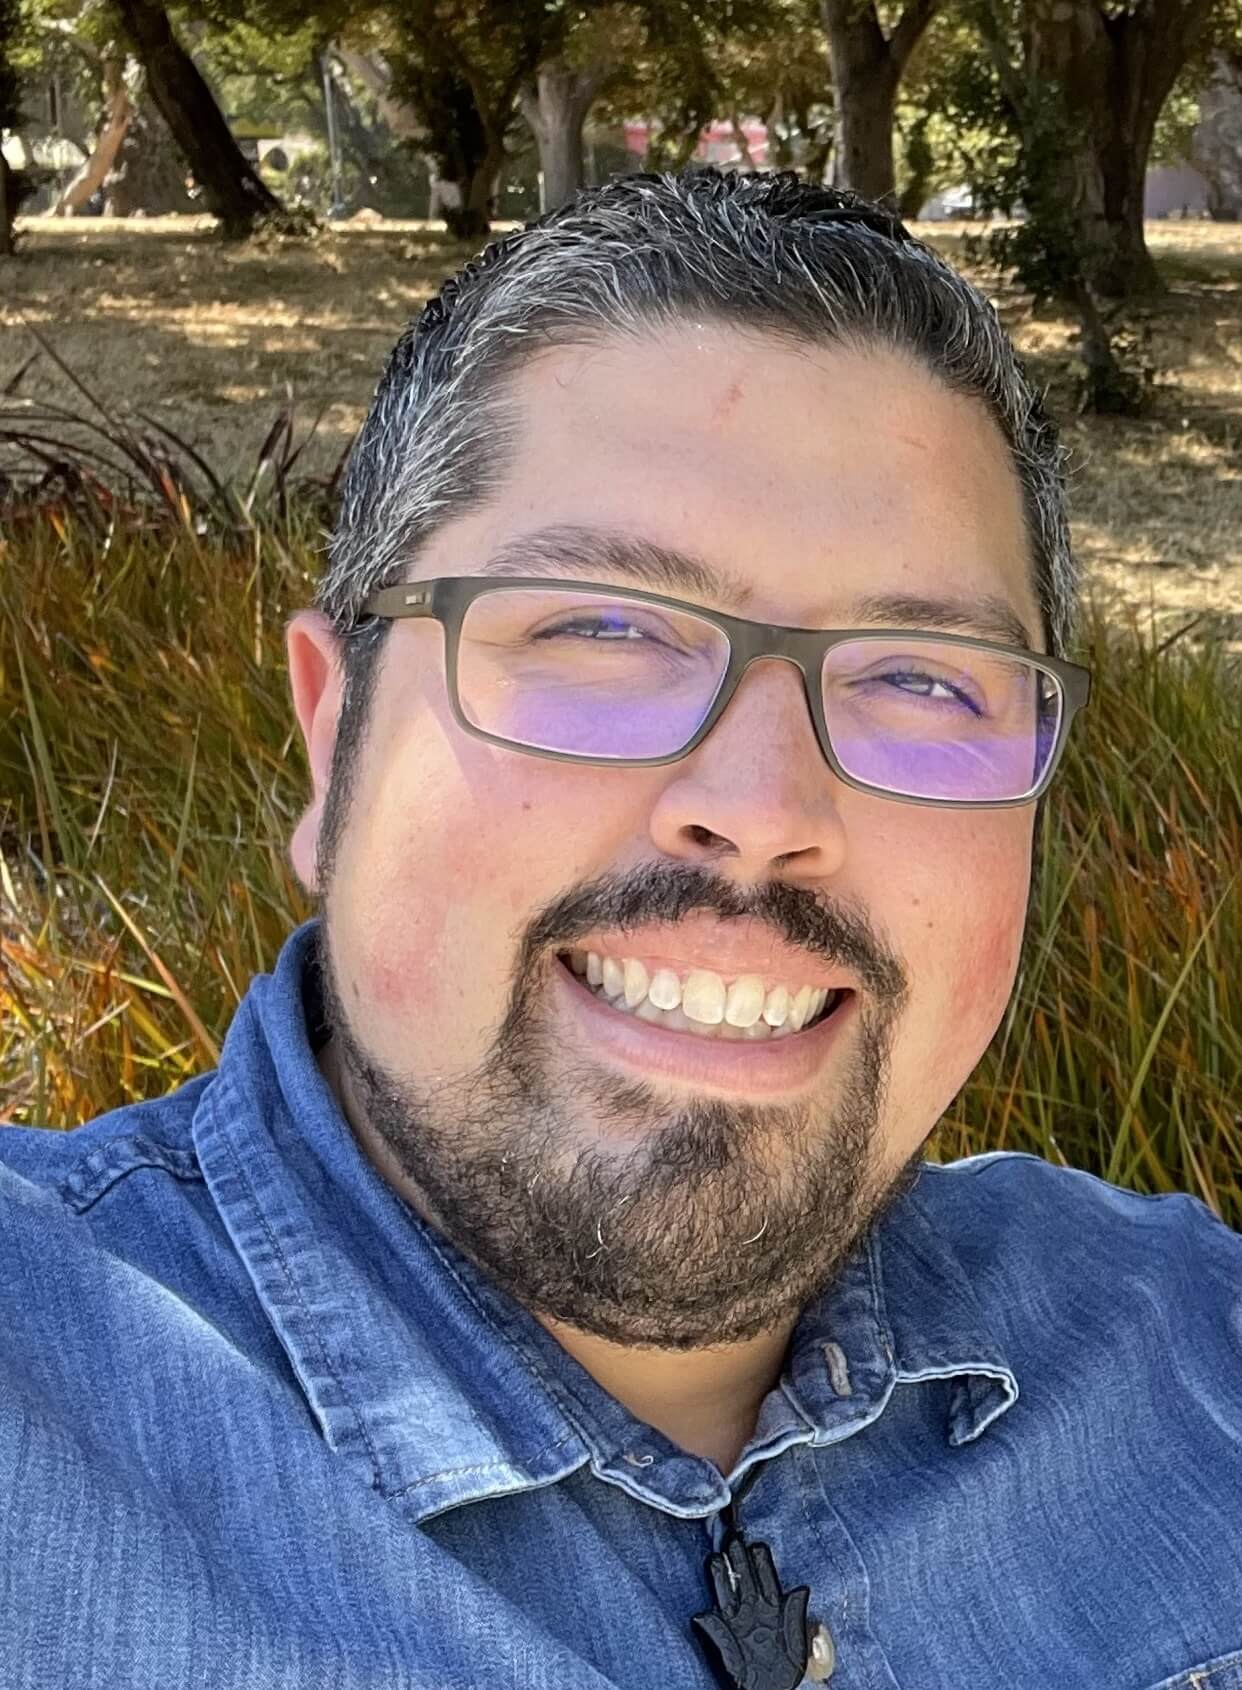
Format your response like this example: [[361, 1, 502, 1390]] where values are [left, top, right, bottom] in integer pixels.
[[330, 716, 612, 1051], [897, 819, 1032, 1083], [892, 814, 1027, 1034], [342, 802, 519, 1028], [946, 900, 1027, 1033], [871, 817, 1040, 1149]]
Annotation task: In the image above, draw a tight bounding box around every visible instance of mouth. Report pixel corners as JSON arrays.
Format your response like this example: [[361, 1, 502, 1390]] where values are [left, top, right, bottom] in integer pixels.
[[552, 950, 856, 1095], [555, 949, 846, 1041]]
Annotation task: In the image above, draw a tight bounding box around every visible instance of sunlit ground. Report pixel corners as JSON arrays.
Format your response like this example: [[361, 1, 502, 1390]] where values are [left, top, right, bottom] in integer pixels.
[[5, 214, 1240, 649]]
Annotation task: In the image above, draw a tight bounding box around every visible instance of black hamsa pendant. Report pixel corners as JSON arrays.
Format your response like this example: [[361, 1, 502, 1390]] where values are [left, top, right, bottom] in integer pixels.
[[691, 1525, 811, 1690]]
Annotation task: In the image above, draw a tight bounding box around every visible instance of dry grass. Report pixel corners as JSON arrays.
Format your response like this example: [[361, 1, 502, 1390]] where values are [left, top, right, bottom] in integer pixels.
[[2, 218, 488, 487], [3, 214, 1240, 651]]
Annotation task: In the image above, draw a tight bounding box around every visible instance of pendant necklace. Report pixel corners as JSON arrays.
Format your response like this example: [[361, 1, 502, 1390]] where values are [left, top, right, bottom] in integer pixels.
[[690, 1464, 814, 1690]]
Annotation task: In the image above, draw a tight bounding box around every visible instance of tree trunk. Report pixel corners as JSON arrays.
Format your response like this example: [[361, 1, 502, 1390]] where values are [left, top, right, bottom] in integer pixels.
[[821, 0, 939, 205], [0, 152, 13, 256], [729, 111, 756, 172], [1022, 0, 1215, 299], [1024, 0, 1153, 297], [449, 137, 504, 238], [518, 58, 605, 210], [332, 46, 425, 143], [1093, 135, 1156, 298], [1191, 53, 1242, 222], [824, 9, 898, 202], [104, 85, 197, 215], [897, 110, 934, 219], [54, 57, 132, 215], [384, 52, 503, 238], [111, 0, 286, 237]]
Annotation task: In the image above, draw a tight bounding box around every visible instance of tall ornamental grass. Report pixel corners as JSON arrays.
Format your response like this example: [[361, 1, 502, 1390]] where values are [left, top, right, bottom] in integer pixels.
[[1, 505, 1238, 1228]]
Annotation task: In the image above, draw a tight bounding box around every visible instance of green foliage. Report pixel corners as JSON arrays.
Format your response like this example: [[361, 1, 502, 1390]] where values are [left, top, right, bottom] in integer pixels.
[[703, 0, 831, 175], [897, 7, 1006, 210], [614, 0, 783, 167], [1151, 67, 1206, 167], [190, 14, 327, 139], [259, 134, 431, 218]]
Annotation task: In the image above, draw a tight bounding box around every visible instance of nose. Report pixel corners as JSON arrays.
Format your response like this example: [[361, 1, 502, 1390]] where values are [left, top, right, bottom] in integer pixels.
[[646, 655, 849, 879]]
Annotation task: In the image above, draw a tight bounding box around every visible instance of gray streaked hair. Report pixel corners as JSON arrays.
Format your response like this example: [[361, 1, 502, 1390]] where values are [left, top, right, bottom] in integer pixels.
[[310, 167, 1077, 885]]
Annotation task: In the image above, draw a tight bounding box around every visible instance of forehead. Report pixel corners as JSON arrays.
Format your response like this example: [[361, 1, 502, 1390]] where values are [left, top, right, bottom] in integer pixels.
[[421, 322, 1042, 646]]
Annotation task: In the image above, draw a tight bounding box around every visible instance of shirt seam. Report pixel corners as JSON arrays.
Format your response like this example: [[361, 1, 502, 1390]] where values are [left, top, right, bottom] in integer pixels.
[[210, 1064, 585, 1499], [408, 1216, 621, 1465], [207, 1065, 388, 1494], [385, 1427, 582, 1500], [59, 1136, 204, 1215]]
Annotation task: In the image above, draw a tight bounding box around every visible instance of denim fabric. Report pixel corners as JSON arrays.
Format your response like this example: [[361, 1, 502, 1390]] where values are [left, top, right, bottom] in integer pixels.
[[2, 916, 1241, 1690]]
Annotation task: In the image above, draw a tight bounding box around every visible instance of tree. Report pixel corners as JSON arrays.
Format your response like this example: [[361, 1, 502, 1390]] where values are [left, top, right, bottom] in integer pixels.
[[820, 0, 941, 202], [112, 0, 289, 236], [376, 0, 746, 232], [103, 69, 198, 213], [968, 0, 1219, 300], [519, 53, 614, 209], [1190, 49, 1242, 219], [53, 50, 131, 213], [517, 0, 748, 210], [707, 0, 833, 180], [0, 0, 22, 253], [334, 1, 554, 238]]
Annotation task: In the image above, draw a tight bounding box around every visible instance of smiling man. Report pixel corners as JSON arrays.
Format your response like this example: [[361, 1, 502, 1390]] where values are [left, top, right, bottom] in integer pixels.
[[3, 171, 1241, 1690]]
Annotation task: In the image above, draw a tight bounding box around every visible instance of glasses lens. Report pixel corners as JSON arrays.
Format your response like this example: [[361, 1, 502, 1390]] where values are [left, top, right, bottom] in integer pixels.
[[456, 587, 730, 758], [822, 637, 1063, 801], [455, 592, 1062, 801]]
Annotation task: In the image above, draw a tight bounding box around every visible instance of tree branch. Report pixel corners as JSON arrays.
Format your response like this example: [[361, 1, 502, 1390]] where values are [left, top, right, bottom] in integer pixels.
[[889, 0, 941, 73], [967, 0, 1025, 124]]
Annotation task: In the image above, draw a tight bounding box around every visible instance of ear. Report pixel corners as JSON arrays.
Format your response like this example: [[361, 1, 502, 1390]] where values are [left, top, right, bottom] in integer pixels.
[[286, 609, 345, 895]]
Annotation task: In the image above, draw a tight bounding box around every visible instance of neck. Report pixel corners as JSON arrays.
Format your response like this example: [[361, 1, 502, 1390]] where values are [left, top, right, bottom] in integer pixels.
[[534, 1310, 796, 1477]]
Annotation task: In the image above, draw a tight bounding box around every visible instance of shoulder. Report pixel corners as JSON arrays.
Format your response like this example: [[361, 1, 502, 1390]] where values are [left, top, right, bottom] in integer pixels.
[[917, 1147, 1239, 1248], [0, 1072, 292, 1412], [916, 1148, 1241, 1311], [0, 1075, 213, 1212]]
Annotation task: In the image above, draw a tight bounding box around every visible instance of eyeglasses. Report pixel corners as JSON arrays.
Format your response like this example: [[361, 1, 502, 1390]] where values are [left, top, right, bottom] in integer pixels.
[[359, 576, 1092, 810]]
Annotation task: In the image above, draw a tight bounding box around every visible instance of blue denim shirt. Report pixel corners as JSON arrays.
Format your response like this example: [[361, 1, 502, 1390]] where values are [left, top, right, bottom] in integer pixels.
[[3, 916, 1241, 1690]]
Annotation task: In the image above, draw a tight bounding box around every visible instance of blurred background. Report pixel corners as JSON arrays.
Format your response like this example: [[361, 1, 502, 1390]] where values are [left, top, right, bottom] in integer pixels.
[[1, 0, 1238, 1225]]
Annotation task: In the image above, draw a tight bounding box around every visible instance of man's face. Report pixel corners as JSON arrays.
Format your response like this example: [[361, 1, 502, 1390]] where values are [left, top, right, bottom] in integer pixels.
[[287, 325, 1041, 1349]]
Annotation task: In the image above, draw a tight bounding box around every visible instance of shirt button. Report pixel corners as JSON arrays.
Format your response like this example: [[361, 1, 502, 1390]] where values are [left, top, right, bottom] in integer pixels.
[[803, 1619, 835, 1681]]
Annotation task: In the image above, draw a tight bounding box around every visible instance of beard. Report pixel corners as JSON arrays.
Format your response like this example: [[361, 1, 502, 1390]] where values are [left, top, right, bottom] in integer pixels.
[[316, 860, 919, 1349]]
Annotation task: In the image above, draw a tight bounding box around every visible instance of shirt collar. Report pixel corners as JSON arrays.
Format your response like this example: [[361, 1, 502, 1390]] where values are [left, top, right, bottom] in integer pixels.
[[192, 917, 1018, 1525]]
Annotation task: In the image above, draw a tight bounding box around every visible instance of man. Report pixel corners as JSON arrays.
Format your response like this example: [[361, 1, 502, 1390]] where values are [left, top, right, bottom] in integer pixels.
[[2, 170, 1239, 1690]]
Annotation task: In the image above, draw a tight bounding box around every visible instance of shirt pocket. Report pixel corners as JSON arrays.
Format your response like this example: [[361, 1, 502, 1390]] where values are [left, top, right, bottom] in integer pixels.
[[1146, 1650, 1242, 1689]]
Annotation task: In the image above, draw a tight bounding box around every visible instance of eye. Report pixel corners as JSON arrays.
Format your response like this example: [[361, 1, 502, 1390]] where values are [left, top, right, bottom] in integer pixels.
[[880, 669, 982, 712], [534, 613, 652, 641]]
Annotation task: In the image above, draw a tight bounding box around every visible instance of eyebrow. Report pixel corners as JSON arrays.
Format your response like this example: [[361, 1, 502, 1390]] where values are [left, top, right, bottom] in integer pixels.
[[475, 524, 1038, 653]]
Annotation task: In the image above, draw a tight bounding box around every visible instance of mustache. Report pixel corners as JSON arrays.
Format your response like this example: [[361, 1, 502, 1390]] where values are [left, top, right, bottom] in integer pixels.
[[521, 860, 907, 1004]]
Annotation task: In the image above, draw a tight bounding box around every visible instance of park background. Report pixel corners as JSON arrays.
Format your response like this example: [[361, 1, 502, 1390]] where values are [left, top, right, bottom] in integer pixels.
[[0, 0, 1239, 1229]]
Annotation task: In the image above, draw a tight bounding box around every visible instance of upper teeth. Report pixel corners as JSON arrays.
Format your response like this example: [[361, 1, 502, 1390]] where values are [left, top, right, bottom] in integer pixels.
[[569, 950, 834, 1030]]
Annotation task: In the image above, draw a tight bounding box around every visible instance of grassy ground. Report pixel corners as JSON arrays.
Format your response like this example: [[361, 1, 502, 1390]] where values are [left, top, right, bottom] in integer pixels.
[[4, 215, 1241, 650], [1, 215, 1239, 1224]]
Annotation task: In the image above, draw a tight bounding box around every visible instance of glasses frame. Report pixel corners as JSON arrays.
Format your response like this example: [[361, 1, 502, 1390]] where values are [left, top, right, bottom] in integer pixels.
[[359, 575, 1093, 811]]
